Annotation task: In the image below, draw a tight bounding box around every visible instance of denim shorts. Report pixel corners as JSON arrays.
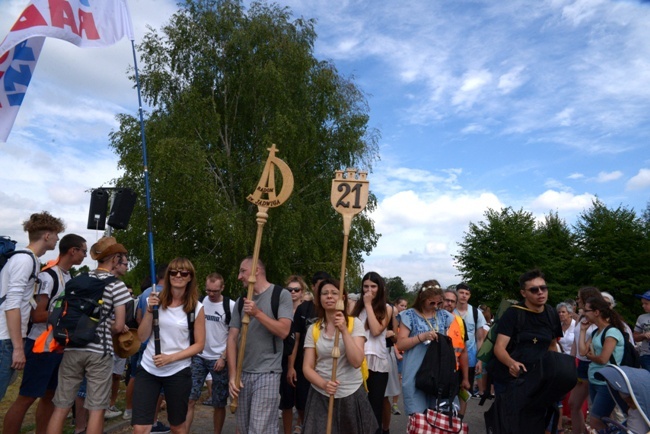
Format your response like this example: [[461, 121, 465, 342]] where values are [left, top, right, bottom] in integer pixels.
[[589, 382, 628, 421]]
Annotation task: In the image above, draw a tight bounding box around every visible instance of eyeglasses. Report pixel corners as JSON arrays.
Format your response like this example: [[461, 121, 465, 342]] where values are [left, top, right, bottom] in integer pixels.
[[205, 289, 221, 293], [286, 287, 302, 293], [527, 285, 548, 294], [443, 298, 456, 303], [170, 270, 191, 278], [583, 309, 595, 313], [76, 247, 88, 255]]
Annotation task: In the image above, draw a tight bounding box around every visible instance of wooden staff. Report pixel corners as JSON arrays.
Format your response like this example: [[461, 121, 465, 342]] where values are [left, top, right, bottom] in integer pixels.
[[327, 168, 369, 434], [230, 144, 294, 414]]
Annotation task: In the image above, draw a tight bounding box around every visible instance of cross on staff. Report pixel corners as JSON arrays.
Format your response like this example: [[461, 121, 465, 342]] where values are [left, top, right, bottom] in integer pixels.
[[230, 144, 294, 414]]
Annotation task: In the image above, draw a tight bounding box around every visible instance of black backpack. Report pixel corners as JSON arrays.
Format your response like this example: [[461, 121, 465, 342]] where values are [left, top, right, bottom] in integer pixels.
[[236, 285, 292, 355], [50, 273, 118, 349], [593, 325, 640, 368], [124, 297, 139, 329], [415, 334, 459, 400]]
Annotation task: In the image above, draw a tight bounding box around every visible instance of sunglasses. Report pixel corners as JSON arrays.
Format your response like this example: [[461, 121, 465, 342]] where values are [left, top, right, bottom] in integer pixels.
[[527, 285, 548, 294], [286, 287, 302, 293], [170, 270, 191, 278]]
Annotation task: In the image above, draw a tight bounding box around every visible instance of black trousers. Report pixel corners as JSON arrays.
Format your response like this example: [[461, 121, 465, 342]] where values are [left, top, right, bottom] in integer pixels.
[[366, 370, 389, 433]]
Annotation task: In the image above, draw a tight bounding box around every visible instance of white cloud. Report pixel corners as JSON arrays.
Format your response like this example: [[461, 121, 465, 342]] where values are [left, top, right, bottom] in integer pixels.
[[363, 188, 503, 285], [595, 171, 623, 183], [497, 65, 527, 94], [529, 190, 596, 213], [567, 173, 585, 179], [452, 70, 493, 108], [626, 168, 650, 191]]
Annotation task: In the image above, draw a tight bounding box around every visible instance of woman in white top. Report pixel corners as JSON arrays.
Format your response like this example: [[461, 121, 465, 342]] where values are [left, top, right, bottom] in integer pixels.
[[302, 278, 377, 434], [133, 258, 206, 434], [350, 271, 393, 434], [557, 302, 576, 355], [568, 286, 600, 434]]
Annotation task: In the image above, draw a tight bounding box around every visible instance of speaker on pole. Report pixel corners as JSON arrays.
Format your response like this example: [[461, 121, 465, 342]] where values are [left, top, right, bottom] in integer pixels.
[[107, 188, 137, 230], [87, 189, 109, 230]]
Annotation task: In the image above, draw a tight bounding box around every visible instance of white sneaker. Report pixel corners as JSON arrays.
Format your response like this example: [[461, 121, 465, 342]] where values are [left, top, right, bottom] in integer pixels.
[[104, 405, 122, 419], [122, 409, 132, 420]]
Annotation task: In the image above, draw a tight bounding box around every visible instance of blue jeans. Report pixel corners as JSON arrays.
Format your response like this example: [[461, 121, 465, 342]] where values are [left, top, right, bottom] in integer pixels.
[[0, 339, 17, 402], [640, 354, 650, 372]]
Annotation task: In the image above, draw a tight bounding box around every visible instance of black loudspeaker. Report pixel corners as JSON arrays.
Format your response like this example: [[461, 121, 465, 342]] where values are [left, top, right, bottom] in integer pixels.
[[107, 188, 137, 230], [87, 189, 109, 230]]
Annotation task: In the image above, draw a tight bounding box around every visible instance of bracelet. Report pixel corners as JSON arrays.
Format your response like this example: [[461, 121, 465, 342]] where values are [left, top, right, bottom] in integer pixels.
[[417, 334, 422, 343]]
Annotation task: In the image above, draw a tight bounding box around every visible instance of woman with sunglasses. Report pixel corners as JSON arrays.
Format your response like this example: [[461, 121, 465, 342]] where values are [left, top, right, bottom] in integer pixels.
[[578, 296, 628, 431], [350, 271, 394, 433], [302, 277, 377, 434], [132, 258, 206, 434], [280, 275, 307, 434], [395, 280, 455, 416]]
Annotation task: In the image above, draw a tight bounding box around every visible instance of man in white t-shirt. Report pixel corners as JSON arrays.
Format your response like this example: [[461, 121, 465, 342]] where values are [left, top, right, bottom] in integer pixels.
[[3, 234, 86, 433], [186, 273, 235, 434], [0, 211, 65, 402]]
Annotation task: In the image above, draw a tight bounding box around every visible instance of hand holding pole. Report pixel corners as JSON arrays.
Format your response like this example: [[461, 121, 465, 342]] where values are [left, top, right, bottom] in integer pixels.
[[326, 168, 369, 434], [230, 144, 294, 414]]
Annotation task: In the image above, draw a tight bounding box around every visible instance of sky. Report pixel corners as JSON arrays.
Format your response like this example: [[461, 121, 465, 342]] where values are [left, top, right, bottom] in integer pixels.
[[1, 0, 650, 289]]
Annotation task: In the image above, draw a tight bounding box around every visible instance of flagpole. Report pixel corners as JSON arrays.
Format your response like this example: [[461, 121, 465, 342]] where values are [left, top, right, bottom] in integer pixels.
[[130, 38, 161, 354]]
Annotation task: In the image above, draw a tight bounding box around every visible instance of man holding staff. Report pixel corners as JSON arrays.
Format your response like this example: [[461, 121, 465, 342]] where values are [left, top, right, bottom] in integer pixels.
[[227, 257, 293, 434]]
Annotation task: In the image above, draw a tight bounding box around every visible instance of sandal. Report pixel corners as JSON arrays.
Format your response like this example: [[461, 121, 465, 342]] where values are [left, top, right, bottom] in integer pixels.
[[293, 425, 302, 434]]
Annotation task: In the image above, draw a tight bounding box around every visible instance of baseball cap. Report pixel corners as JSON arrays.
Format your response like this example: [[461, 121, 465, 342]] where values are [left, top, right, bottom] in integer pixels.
[[635, 290, 650, 301]]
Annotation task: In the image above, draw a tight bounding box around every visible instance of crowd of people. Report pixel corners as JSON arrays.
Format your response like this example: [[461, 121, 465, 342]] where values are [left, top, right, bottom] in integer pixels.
[[1, 212, 650, 434]]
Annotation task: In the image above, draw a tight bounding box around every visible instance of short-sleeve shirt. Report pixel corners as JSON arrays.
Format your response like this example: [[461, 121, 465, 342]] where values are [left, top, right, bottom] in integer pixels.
[[304, 317, 365, 398], [495, 304, 563, 365], [230, 285, 293, 373], [589, 326, 624, 386], [142, 302, 204, 376], [455, 304, 486, 365], [293, 300, 317, 370], [65, 270, 131, 356], [201, 296, 235, 360], [27, 265, 70, 340], [635, 313, 650, 357]]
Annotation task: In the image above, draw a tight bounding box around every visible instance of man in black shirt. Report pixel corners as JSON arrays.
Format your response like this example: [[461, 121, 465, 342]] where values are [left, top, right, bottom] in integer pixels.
[[489, 269, 569, 434], [286, 271, 330, 432]]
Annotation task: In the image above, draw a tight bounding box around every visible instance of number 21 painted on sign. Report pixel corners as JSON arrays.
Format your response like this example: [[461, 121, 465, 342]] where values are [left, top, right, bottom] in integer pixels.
[[336, 182, 363, 209]]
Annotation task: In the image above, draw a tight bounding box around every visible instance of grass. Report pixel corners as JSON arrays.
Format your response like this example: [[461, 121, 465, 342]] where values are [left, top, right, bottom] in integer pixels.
[[0, 370, 128, 434]]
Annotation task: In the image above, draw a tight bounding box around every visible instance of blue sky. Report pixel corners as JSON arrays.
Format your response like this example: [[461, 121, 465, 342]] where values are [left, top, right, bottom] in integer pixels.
[[1, 0, 649, 287]]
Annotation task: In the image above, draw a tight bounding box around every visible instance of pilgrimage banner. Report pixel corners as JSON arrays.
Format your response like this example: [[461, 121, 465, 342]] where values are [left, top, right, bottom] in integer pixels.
[[0, 0, 134, 142]]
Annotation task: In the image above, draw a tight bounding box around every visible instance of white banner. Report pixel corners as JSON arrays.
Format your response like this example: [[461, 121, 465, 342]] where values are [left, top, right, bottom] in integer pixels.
[[0, 0, 134, 142]]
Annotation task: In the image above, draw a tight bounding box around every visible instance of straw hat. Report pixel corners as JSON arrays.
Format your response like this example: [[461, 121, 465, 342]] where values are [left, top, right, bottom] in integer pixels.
[[90, 236, 127, 261], [112, 329, 141, 358]]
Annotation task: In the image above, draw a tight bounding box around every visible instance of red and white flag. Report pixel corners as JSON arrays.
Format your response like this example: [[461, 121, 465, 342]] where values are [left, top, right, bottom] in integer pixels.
[[0, 0, 134, 142]]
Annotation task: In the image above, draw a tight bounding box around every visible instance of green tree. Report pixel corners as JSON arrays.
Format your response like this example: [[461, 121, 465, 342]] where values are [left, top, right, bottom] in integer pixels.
[[454, 207, 540, 304], [573, 200, 650, 321], [534, 211, 578, 304], [109, 0, 379, 295], [385, 276, 409, 302]]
